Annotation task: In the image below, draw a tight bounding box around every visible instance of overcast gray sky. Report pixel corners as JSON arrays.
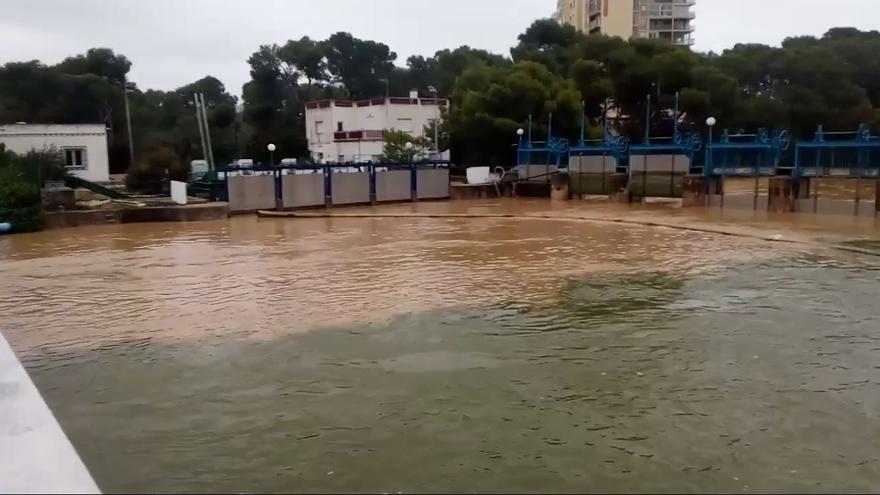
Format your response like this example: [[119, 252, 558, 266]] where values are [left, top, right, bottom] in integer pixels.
[[1, 0, 879, 96]]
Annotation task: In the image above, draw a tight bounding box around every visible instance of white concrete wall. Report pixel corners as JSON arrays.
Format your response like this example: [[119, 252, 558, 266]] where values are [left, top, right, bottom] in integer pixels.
[[0, 332, 100, 494], [0, 124, 110, 183]]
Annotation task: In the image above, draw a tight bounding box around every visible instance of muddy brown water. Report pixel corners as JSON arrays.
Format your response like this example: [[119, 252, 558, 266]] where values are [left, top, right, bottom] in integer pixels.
[[2, 200, 880, 493]]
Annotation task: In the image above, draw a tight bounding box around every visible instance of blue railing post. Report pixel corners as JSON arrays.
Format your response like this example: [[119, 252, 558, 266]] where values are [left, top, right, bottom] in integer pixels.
[[323, 165, 332, 207], [410, 161, 418, 201], [368, 164, 377, 205], [704, 126, 713, 178], [274, 168, 283, 211], [224, 170, 230, 203], [517, 134, 523, 167]]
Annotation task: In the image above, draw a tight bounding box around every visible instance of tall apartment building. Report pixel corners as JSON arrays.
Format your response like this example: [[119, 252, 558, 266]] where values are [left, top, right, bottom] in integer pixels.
[[554, 0, 695, 46]]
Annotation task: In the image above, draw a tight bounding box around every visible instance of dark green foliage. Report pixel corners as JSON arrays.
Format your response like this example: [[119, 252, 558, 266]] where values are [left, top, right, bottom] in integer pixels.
[[0, 145, 55, 232], [3, 24, 880, 170], [15, 148, 68, 185], [126, 146, 189, 194], [0, 49, 239, 173], [381, 130, 430, 162]]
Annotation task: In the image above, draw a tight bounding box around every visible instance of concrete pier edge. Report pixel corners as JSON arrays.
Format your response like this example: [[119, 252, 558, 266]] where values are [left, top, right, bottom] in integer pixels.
[[0, 332, 100, 494]]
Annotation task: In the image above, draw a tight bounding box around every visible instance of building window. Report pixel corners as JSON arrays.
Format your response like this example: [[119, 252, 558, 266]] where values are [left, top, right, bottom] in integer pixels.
[[63, 147, 87, 170], [337, 122, 344, 132], [396, 118, 413, 133]]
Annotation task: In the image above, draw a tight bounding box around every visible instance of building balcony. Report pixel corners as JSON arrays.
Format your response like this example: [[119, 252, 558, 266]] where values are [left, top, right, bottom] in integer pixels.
[[648, 10, 696, 20], [649, 20, 695, 32], [647, 2, 696, 19], [650, 30, 695, 45], [333, 130, 384, 142]]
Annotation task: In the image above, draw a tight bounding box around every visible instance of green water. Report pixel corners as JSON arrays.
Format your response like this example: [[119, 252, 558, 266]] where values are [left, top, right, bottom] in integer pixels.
[[24, 260, 880, 493]]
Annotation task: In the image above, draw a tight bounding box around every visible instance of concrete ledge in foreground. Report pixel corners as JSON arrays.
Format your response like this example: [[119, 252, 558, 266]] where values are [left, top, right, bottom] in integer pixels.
[[0, 333, 100, 494], [44, 202, 230, 230]]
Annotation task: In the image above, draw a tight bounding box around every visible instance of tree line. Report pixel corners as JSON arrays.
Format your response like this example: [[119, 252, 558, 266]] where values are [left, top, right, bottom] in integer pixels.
[[2, 21, 880, 173]]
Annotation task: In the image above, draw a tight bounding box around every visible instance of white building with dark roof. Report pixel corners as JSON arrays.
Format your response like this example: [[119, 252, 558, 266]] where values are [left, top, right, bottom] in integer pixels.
[[0, 123, 110, 182]]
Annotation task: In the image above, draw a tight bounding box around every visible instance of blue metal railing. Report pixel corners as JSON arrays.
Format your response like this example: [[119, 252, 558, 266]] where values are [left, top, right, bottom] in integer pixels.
[[794, 125, 880, 179], [569, 133, 630, 174], [705, 128, 791, 177]]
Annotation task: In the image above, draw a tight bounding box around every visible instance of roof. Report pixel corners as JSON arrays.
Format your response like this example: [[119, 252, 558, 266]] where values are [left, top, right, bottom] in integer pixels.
[[0, 123, 107, 137], [305, 97, 448, 109]]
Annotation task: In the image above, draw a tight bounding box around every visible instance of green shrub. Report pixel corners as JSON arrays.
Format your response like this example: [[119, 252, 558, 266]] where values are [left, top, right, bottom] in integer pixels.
[[0, 167, 39, 207], [15, 148, 68, 185], [381, 129, 432, 162], [126, 146, 190, 194], [0, 164, 43, 233]]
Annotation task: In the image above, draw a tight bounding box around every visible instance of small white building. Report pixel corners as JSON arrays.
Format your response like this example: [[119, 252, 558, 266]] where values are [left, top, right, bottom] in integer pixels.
[[305, 91, 447, 163], [0, 123, 111, 183]]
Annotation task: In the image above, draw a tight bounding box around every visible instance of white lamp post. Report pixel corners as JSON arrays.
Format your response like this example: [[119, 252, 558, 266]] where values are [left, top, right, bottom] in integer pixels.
[[267, 143, 276, 167], [705, 117, 717, 173], [705, 116, 719, 201], [516, 128, 525, 165]]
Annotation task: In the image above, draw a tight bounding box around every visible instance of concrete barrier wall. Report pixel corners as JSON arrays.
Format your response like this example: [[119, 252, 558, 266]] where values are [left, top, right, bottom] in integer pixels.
[[377, 170, 412, 202], [630, 155, 645, 172], [519, 165, 558, 182], [571, 173, 627, 195], [282, 174, 325, 208], [331, 172, 370, 205], [858, 201, 877, 217], [644, 154, 691, 173], [570, 156, 615, 174], [417, 169, 450, 199], [629, 155, 689, 198], [228, 175, 276, 212], [629, 173, 685, 197]]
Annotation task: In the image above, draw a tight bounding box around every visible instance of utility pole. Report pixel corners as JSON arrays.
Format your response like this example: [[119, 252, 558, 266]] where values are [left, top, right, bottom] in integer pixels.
[[122, 77, 135, 168], [199, 93, 216, 171], [194, 93, 209, 169]]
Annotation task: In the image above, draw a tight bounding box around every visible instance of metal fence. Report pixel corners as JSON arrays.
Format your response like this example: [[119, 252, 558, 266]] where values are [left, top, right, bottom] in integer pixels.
[[705, 129, 791, 178]]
